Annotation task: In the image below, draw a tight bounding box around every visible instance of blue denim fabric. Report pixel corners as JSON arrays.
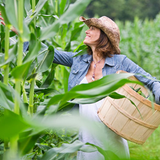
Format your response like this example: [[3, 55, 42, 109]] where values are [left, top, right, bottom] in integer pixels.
[[23, 42, 29, 52], [23, 43, 160, 104], [53, 49, 160, 104]]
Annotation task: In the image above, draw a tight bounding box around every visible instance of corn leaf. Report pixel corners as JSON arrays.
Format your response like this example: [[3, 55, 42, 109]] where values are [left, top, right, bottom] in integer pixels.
[[0, 110, 30, 140], [11, 61, 32, 80], [41, 140, 84, 160], [5, 0, 18, 29], [23, 33, 41, 63], [47, 73, 142, 109], [0, 4, 10, 25], [0, 43, 17, 67], [25, 0, 48, 25], [36, 45, 54, 73]]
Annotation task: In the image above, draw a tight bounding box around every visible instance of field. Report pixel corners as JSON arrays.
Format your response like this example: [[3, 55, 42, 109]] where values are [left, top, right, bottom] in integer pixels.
[[0, 0, 160, 159], [129, 126, 160, 160]]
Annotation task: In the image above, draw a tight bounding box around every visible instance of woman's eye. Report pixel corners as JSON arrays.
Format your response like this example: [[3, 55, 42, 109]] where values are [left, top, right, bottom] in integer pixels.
[[91, 26, 94, 30]]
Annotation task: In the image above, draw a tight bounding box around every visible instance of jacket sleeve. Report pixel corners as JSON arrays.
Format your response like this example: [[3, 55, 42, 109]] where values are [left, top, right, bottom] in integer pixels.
[[23, 42, 75, 67], [122, 56, 160, 105], [23, 42, 29, 52], [53, 49, 76, 67]]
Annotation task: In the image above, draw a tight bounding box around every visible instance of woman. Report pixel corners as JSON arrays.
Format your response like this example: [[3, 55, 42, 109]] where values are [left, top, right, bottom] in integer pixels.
[[53, 16, 160, 160], [1, 14, 160, 159]]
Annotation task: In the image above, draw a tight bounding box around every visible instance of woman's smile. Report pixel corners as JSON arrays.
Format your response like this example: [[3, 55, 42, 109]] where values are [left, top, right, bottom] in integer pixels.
[[83, 26, 101, 48]]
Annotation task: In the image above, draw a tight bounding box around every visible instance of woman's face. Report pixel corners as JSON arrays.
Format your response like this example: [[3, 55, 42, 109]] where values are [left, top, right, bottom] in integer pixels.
[[83, 26, 101, 48]]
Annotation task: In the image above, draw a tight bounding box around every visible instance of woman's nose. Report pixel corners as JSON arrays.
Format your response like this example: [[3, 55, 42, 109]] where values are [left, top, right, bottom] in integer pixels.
[[85, 29, 89, 34]]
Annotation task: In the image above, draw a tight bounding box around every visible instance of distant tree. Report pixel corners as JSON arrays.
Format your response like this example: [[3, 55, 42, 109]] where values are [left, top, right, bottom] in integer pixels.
[[84, 0, 125, 19], [122, 0, 144, 21], [140, 0, 160, 19], [82, 0, 160, 21], [122, 0, 160, 21]]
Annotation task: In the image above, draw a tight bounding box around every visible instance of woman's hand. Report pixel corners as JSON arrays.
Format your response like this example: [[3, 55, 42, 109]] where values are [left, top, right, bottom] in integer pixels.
[[0, 12, 5, 25], [0, 12, 18, 34]]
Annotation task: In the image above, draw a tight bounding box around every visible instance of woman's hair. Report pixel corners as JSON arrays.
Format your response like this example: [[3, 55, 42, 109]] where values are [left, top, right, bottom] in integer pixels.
[[87, 29, 120, 58]]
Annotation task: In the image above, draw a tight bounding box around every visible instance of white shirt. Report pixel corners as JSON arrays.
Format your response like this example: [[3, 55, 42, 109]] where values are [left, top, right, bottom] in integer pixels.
[[77, 76, 130, 160]]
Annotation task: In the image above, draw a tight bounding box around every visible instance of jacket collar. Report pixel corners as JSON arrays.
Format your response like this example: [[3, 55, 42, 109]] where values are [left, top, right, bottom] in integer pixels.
[[82, 54, 92, 63], [82, 54, 115, 66], [104, 56, 115, 66]]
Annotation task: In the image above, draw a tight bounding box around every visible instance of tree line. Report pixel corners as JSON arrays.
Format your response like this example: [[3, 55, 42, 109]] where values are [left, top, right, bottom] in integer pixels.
[[72, 0, 160, 21]]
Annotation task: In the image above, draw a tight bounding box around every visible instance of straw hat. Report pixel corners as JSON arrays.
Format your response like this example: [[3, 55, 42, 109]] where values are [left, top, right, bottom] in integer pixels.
[[79, 16, 121, 54]]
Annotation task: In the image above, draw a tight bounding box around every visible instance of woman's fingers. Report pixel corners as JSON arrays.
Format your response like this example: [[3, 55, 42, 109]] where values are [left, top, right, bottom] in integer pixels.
[[0, 12, 18, 34], [0, 16, 4, 21], [0, 12, 5, 25], [11, 27, 18, 34], [0, 12, 4, 20], [1, 21, 5, 25]]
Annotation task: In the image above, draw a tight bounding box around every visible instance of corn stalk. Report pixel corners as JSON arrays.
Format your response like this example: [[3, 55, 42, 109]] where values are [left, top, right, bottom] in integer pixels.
[[28, 0, 36, 116], [10, 0, 24, 157], [3, 26, 9, 85], [3, 18, 10, 153]]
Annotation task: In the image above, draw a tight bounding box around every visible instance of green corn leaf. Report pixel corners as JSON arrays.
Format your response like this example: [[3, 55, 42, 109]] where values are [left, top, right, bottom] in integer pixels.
[[0, 110, 30, 140], [40, 63, 57, 88], [0, 82, 14, 102], [58, 0, 91, 25], [0, 85, 14, 110], [11, 61, 32, 80], [0, 82, 28, 116], [64, 23, 84, 51], [23, 33, 41, 63], [0, 82, 28, 118], [25, 43, 49, 80], [47, 73, 144, 112], [41, 140, 84, 160], [36, 45, 54, 73], [62, 66, 70, 93], [0, 43, 17, 67], [59, 0, 67, 15], [70, 23, 84, 41], [25, 0, 48, 25], [0, 4, 10, 25], [109, 92, 126, 99], [4, 0, 30, 40], [25, 113, 118, 160], [73, 46, 87, 57], [40, 20, 60, 41], [86, 142, 120, 160], [79, 145, 97, 152], [22, 21, 30, 41], [19, 131, 41, 155], [5, 0, 18, 29], [25, 60, 37, 80]]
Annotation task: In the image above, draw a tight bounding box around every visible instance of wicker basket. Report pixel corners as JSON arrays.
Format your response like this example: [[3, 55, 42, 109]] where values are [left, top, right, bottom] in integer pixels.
[[97, 71, 160, 144]]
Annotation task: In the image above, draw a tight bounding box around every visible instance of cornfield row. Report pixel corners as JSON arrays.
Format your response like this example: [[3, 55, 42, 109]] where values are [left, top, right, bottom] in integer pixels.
[[118, 14, 160, 79]]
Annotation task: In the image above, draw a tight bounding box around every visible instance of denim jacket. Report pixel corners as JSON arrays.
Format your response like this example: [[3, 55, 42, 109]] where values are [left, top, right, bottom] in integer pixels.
[[53, 49, 160, 104], [23, 42, 160, 104]]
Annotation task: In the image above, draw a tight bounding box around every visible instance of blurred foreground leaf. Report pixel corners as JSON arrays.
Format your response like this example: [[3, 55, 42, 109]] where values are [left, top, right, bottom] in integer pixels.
[[0, 110, 30, 140]]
